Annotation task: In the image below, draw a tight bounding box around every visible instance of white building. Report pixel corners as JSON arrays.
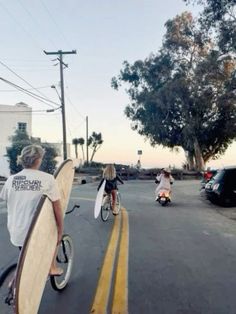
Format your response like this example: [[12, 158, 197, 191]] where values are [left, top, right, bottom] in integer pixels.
[[0, 102, 32, 155], [0, 102, 32, 177], [0, 103, 72, 177]]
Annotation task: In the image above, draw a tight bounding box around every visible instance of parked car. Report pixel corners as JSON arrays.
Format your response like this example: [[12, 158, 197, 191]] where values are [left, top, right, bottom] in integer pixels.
[[201, 169, 218, 190], [205, 166, 236, 206]]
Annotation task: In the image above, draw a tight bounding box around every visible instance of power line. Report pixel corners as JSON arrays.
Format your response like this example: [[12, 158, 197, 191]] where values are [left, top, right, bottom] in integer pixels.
[[33, 112, 61, 116], [0, 109, 59, 113], [0, 77, 60, 108], [67, 120, 86, 139], [0, 59, 58, 105], [64, 91, 85, 121], [0, 2, 43, 51], [0, 58, 50, 63], [18, 0, 58, 50], [0, 60, 60, 108], [39, 0, 72, 48], [0, 85, 52, 92], [5, 67, 55, 72]]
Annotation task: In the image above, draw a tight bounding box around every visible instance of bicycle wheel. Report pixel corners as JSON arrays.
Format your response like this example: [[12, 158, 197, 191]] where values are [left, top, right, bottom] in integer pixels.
[[0, 263, 17, 307], [101, 200, 110, 222], [50, 234, 74, 291], [115, 192, 121, 214]]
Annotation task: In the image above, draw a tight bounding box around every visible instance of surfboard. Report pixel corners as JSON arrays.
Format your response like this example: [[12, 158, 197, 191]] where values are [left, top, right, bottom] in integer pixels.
[[14, 159, 74, 314], [94, 179, 106, 219]]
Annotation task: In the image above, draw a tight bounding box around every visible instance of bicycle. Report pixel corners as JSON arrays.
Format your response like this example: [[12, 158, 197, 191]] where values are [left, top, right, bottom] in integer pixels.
[[101, 191, 121, 222], [0, 203, 79, 307]]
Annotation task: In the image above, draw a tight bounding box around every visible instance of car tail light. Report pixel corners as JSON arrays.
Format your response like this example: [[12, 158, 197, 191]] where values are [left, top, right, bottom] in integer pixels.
[[213, 183, 220, 191]]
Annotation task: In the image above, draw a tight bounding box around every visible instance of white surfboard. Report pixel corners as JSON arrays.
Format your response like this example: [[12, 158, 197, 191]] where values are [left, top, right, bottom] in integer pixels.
[[94, 179, 106, 219]]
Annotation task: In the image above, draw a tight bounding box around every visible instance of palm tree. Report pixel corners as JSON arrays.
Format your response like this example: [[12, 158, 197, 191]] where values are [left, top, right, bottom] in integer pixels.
[[87, 132, 103, 162], [78, 137, 85, 161], [72, 138, 79, 159]]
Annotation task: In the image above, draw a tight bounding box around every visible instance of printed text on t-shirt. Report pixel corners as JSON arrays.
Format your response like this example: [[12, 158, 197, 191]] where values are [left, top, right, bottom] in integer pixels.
[[12, 176, 43, 191]]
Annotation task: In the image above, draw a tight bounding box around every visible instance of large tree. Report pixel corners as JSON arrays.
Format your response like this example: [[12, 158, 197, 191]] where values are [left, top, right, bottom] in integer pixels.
[[112, 12, 236, 170], [184, 0, 236, 54]]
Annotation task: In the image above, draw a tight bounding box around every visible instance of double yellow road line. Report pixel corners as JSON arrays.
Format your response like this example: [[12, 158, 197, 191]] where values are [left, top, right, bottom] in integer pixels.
[[91, 207, 129, 314]]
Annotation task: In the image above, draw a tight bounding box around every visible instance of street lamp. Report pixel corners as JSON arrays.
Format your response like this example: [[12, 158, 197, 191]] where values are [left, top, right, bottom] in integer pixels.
[[51, 85, 61, 101]]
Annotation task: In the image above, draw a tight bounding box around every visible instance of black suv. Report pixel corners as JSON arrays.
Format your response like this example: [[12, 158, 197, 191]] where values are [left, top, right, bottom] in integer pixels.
[[205, 166, 236, 206]]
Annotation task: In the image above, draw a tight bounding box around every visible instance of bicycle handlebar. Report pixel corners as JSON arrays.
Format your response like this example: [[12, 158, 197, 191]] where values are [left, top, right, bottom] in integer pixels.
[[65, 204, 80, 215]]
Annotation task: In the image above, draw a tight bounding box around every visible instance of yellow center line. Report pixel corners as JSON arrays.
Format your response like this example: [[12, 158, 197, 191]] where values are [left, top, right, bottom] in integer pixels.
[[112, 207, 129, 314], [90, 213, 122, 314]]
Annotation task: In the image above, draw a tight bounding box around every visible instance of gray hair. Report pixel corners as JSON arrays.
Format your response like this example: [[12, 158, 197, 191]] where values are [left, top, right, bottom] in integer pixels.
[[17, 145, 45, 168]]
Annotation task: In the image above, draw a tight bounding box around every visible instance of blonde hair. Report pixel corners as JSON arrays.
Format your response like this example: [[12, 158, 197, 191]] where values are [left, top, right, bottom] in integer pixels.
[[103, 164, 116, 180], [17, 145, 45, 168]]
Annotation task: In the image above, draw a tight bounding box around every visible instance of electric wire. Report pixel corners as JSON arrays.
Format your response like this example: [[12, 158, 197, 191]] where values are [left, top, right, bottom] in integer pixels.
[[64, 79, 85, 121], [0, 85, 52, 92], [0, 59, 59, 107], [32, 112, 61, 116], [64, 91, 85, 121], [0, 1, 43, 51], [17, 0, 58, 50], [64, 91, 87, 139], [39, 0, 72, 48], [0, 109, 59, 113], [0, 77, 60, 108]]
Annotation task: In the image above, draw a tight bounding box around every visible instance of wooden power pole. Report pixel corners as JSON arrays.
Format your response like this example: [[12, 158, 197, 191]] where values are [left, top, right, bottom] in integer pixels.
[[44, 49, 77, 160]]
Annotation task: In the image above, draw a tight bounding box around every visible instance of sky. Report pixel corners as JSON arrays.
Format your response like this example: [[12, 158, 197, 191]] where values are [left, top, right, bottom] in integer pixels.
[[0, 0, 235, 169]]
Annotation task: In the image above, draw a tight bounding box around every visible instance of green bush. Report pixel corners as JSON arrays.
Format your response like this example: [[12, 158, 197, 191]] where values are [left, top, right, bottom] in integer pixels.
[[6, 130, 58, 174]]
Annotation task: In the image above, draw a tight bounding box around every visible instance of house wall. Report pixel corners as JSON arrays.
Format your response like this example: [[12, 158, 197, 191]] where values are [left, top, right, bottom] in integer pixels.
[[0, 102, 32, 156]]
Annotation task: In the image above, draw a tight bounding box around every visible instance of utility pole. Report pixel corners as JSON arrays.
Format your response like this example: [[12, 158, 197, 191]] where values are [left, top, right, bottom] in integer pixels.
[[44, 49, 77, 160], [86, 116, 89, 165]]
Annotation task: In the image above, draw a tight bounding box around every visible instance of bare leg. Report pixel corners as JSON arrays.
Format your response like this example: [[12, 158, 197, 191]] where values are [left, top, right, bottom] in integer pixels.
[[49, 245, 63, 276], [111, 190, 118, 214]]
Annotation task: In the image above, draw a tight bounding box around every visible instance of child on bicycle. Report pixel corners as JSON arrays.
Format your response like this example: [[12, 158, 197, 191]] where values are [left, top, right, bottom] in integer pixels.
[[97, 164, 124, 215], [0, 144, 64, 276]]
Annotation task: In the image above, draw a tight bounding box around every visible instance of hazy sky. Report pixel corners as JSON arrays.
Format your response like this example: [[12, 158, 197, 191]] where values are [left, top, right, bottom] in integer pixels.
[[0, 0, 235, 168]]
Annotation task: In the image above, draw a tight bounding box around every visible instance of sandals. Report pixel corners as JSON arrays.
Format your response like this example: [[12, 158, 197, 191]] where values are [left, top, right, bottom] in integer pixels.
[[5, 285, 14, 306]]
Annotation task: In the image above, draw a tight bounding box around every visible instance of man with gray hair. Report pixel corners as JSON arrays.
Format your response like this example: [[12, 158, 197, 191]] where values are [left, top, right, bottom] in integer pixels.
[[0, 144, 63, 276]]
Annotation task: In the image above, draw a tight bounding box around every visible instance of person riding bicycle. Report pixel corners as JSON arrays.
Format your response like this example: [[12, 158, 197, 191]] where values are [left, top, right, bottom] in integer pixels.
[[0, 144, 64, 276], [97, 164, 124, 215], [155, 167, 174, 201]]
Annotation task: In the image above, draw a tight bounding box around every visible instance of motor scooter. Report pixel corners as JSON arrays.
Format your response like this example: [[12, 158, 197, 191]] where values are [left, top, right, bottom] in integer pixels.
[[157, 189, 171, 206]]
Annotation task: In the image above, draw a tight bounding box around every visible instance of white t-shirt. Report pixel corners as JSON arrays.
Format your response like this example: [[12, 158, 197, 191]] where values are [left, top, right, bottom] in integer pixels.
[[155, 173, 174, 194], [0, 168, 60, 247]]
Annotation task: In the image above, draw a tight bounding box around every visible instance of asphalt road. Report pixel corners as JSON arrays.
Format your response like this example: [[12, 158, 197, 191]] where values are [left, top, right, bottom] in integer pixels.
[[1, 180, 236, 314]]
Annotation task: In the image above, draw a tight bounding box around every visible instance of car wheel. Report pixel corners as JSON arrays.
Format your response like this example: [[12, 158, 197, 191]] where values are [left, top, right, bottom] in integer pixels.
[[219, 195, 233, 207]]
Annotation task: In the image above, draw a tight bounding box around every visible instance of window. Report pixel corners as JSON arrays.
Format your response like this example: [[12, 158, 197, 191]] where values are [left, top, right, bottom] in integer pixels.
[[18, 122, 27, 132]]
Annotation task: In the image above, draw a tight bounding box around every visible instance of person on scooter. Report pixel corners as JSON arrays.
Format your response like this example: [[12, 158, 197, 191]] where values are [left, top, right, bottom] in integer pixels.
[[155, 167, 174, 201]]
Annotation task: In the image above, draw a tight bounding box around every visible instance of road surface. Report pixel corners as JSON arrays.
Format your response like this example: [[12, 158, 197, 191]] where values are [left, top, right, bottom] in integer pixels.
[[1, 180, 236, 313]]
